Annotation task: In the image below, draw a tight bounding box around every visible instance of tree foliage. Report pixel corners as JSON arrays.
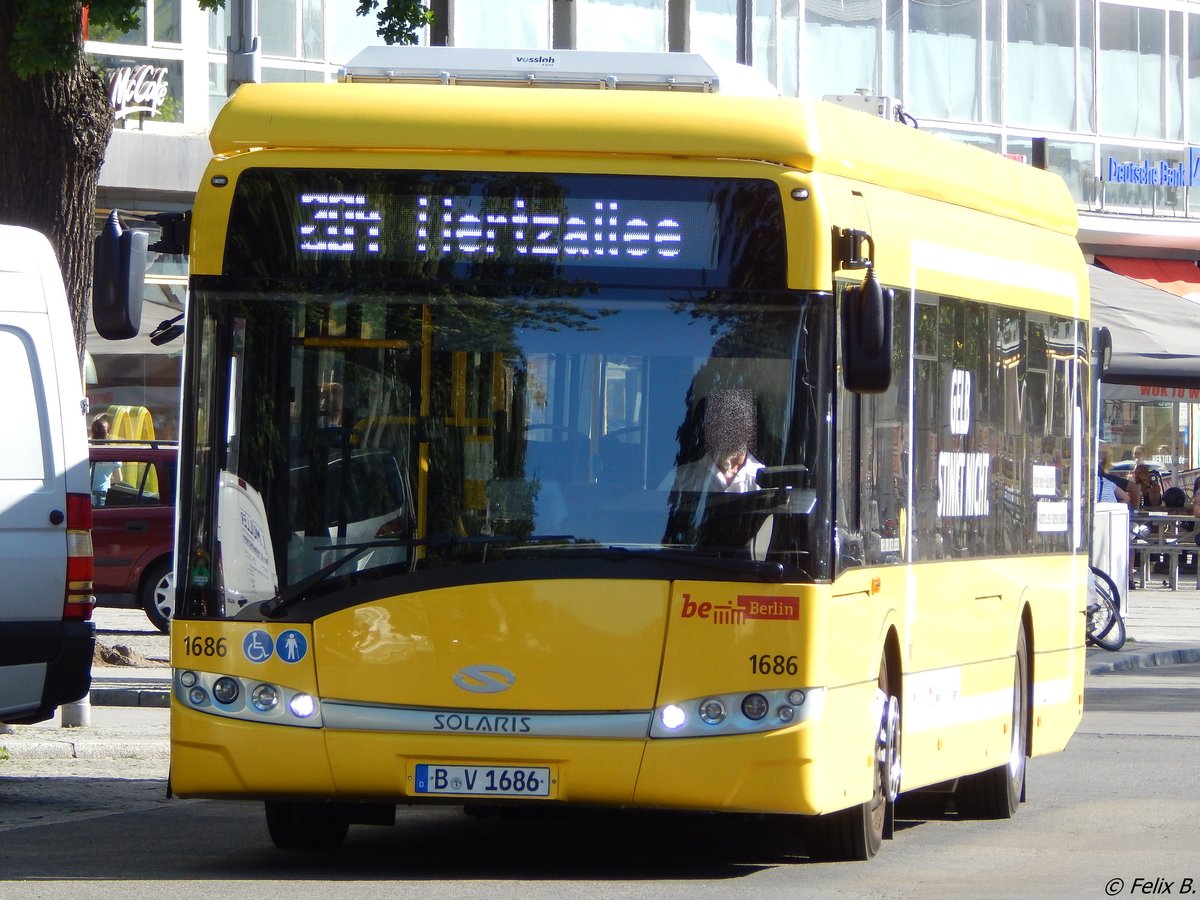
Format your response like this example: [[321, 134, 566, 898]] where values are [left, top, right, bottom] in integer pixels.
[[11, 1, 432, 76], [353, 0, 434, 45], [9, 1, 141, 77]]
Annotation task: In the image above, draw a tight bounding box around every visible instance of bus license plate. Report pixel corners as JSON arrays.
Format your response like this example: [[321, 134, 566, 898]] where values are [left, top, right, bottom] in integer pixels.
[[414, 763, 553, 798]]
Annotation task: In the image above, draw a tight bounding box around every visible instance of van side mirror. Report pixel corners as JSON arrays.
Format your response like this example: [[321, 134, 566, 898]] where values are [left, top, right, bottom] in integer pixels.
[[841, 268, 894, 393], [93, 211, 147, 340]]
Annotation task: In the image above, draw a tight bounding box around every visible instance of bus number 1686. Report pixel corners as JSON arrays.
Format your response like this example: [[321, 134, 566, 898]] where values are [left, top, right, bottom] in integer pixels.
[[749, 654, 798, 676]]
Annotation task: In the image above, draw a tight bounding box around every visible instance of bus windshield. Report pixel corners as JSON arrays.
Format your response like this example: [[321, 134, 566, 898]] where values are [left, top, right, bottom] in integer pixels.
[[179, 282, 834, 619]]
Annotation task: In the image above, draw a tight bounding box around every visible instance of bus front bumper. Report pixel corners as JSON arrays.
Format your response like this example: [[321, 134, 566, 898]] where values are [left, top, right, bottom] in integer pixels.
[[169, 704, 843, 816]]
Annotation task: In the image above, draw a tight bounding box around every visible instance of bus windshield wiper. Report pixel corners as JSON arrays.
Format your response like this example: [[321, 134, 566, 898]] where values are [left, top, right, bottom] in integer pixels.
[[505, 543, 791, 581], [259, 536, 787, 617], [259, 532, 579, 616], [260, 544, 373, 617]]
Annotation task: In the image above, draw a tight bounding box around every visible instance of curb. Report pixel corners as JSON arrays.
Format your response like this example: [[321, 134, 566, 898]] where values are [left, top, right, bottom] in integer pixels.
[[1086, 645, 1200, 675], [0, 738, 169, 760], [91, 686, 170, 708]]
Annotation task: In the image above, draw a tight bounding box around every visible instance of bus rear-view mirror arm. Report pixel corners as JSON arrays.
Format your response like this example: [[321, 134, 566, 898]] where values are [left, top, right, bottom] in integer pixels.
[[838, 228, 894, 394], [92, 210, 147, 341]]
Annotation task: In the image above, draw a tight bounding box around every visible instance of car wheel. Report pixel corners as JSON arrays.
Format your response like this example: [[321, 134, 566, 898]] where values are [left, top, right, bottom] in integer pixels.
[[140, 558, 174, 633]]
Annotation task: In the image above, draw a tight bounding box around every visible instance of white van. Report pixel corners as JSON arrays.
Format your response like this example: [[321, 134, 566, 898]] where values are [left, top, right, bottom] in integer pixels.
[[0, 224, 96, 725]]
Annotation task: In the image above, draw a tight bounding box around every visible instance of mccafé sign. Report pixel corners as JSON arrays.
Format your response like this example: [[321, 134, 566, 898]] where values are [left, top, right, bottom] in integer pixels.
[[107, 64, 169, 120]]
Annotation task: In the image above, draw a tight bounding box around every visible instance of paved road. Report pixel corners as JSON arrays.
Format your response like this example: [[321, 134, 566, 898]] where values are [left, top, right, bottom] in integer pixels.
[[2, 662, 1198, 900], [1084, 661, 1200, 712]]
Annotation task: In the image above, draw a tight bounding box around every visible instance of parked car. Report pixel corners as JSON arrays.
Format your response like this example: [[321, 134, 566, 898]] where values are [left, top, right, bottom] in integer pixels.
[[1110, 460, 1172, 483], [90, 440, 177, 632]]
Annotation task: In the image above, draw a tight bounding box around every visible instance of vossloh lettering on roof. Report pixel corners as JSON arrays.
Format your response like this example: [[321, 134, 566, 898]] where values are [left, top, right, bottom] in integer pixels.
[[511, 53, 558, 68]]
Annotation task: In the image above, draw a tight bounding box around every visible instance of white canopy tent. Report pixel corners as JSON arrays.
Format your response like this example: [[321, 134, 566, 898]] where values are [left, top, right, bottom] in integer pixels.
[[1089, 264, 1200, 389]]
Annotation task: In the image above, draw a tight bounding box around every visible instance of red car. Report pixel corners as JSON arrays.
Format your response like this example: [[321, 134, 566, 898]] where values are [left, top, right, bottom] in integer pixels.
[[89, 441, 177, 632]]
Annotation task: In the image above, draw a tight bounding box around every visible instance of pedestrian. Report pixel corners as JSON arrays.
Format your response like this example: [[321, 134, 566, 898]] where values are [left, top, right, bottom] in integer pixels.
[[90, 416, 122, 506]]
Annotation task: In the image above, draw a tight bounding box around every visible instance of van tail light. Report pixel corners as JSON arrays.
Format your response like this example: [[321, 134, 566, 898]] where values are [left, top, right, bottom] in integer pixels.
[[64, 492, 95, 621], [376, 516, 406, 538]]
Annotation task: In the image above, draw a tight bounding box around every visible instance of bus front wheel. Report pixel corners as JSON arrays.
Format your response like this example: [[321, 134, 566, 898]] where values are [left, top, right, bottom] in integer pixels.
[[804, 655, 899, 861], [265, 800, 350, 849]]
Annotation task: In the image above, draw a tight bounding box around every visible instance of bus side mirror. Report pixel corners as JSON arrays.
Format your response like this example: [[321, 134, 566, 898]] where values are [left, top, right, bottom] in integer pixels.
[[841, 268, 893, 393], [93, 211, 147, 340], [1093, 325, 1112, 378]]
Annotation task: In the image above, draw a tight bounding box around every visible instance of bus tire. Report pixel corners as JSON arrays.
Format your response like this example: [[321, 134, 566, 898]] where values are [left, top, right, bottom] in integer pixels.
[[954, 629, 1029, 819], [804, 655, 898, 861], [265, 800, 350, 849]]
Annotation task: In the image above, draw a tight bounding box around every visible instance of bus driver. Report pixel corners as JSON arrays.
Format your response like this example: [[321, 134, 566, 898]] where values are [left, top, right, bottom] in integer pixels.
[[669, 387, 765, 495]]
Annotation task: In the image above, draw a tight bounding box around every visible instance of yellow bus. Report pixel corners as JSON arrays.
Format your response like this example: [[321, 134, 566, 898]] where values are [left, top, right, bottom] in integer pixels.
[[168, 49, 1089, 860]]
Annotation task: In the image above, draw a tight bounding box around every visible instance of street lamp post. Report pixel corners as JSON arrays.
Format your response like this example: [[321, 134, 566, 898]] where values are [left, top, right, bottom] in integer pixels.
[[227, 0, 261, 95]]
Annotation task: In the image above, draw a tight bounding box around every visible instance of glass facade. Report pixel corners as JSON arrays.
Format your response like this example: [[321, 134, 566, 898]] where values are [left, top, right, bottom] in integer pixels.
[[1101, 391, 1200, 487], [690, 0, 739, 62], [576, 0, 667, 51], [89, 0, 1200, 214], [1006, 0, 1076, 133], [451, 0, 550, 48], [803, 1, 881, 102]]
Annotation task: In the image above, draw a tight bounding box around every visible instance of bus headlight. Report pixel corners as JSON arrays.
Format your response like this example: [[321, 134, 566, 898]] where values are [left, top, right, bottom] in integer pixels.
[[174, 670, 323, 727], [660, 704, 686, 730], [251, 683, 279, 712], [699, 698, 727, 725], [212, 676, 240, 705], [651, 687, 824, 738], [289, 693, 316, 718], [741, 693, 769, 721]]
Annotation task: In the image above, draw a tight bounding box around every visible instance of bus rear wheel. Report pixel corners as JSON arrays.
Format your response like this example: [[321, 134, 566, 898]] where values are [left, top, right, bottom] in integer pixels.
[[804, 656, 899, 861], [265, 800, 350, 849], [954, 629, 1029, 819]]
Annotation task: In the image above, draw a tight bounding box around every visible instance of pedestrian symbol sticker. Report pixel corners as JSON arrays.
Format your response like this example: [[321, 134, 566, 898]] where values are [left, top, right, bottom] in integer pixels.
[[276, 630, 308, 663], [243, 630, 274, 663]]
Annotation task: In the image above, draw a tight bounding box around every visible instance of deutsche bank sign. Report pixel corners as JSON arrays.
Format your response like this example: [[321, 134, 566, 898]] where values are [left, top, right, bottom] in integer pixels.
[[1106, 148, 1200, 187]]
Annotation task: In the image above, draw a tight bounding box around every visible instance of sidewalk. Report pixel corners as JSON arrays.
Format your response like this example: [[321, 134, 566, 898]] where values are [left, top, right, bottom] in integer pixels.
[[1086, 578, 1200, 673], [3, 581, 1198, 761], [0, 705, 169, 760]]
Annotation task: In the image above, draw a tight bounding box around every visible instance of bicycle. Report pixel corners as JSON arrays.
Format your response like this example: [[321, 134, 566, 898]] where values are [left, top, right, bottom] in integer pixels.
[[1087, 564, 1127, 651]]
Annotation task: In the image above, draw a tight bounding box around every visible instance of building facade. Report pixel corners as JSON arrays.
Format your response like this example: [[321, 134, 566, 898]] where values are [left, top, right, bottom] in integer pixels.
[[88, 0, 1200, 468]]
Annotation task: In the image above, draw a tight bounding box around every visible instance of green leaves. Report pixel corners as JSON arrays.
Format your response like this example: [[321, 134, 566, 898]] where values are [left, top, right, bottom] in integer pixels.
[[356, 0, 434, 45], [8, 0, 140, 77], [6, 1, 427, 79]]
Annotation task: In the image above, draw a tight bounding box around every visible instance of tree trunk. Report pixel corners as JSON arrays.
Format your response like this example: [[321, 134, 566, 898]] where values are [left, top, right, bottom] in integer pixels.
[[0, 3, 114, 369]]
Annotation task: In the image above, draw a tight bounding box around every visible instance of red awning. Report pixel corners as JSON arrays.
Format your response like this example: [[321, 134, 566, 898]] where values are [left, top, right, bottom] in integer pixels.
[[1096, 256, 1200, 302]]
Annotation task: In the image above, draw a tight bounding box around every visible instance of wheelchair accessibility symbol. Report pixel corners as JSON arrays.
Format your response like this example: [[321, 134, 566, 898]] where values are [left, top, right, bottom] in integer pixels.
[[276, 630, 308, 663], [243, 630, 274, 663]]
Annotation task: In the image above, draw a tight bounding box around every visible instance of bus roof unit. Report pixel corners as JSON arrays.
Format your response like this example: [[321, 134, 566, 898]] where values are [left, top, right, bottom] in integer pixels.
[[338, 46, 779, 95]]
